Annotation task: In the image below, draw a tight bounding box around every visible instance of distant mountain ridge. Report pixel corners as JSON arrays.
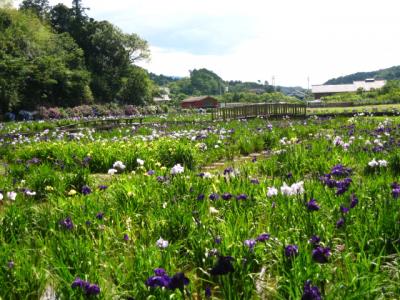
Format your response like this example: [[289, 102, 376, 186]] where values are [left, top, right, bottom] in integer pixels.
[[325, 65, 400, 84]]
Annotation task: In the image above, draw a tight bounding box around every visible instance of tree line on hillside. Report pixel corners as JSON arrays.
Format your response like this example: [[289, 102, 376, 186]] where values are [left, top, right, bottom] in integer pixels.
[[151, 68, 303, 103], [0, 0, 153, 115], [321, 80, 400, 104], [325, 65, 400, 85]]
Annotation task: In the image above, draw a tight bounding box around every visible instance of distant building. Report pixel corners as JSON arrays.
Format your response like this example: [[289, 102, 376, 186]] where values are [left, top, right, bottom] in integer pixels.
[[153, 87, 171, 103], [312, 79, 386, 99], [181, 96, 219, 109]]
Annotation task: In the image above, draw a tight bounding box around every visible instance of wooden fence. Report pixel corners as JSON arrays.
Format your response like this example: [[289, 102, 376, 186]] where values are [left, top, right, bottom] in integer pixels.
[[211, 103, 307, 120]]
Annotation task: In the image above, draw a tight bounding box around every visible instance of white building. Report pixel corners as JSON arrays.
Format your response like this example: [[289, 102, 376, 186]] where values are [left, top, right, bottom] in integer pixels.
[[153, 87, 171, 103]]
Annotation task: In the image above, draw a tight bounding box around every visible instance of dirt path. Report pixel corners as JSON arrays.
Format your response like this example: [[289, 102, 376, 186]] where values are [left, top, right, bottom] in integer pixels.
[[201, 150, 270, 172]]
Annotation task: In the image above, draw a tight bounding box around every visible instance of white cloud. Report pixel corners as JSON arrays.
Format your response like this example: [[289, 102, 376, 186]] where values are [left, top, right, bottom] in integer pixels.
[[14, 0, 400, 86]]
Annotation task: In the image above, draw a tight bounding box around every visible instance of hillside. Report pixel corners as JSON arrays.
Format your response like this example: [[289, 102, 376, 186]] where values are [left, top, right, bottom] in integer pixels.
[[325, 65, 400, 84], [151, 70, 306, 99]]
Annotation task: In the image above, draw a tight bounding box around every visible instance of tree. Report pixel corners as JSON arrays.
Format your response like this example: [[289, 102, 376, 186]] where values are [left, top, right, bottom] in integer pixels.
[[117, 66, 153, 105], [19, 0, 50, 20], [71, 0, 87, 19], [123, 33, 150, 63], [50, 4, 73, 33], [0, 8, 92, 112], [190, 68, 224, 95]]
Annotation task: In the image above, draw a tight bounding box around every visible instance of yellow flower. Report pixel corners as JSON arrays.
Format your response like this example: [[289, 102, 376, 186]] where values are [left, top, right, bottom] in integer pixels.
[[68, 189, 77, 196], [209, 207, 219, 215], [45, 186, 54, 191]]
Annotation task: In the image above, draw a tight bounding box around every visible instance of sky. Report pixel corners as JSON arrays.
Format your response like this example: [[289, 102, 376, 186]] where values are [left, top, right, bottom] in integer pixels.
[[14, 0, 400, 87]]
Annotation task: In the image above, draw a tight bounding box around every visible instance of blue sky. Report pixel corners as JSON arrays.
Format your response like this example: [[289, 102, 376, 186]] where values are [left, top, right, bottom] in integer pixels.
[[14, 0, 400, 87]]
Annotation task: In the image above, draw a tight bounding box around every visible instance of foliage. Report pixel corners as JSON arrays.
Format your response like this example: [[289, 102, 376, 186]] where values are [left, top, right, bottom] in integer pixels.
[[0, 8, 92, 113], [325, 65, 400, 84], [19, 0, 50, 20], [117, 66, 154, 105], [218, 91, 301, 104], [321, 80, 400, 104], [0, 116, 399, 299]]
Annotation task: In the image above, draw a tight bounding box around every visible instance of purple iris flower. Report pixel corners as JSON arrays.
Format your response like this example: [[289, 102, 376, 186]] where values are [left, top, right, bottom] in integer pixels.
[[209, 193, 219, 201], [236, 194, 248, 200], [85, 284, 101, 296], [309, 235, 320, 246], [98, 185, 108, 191], [123, 234, 129, 241], [391, 182, 400, 198], [222, 192, 232, 200], [146, 269, 171, 288], [306, 199, 320, 211], [197, 194, 205, 201], [330, 164, 352, 177], [302, 280, 322, 300], [60, 217, 74, 230], [256, 233, 270, 242], [340, 205, 349, 214], [214, 236, 222, 244], [210, 256, 234, 275], [205, 286, 212, 298], [147, 170, 155, 175], [312, 246, 331, 263], [81, 185, 92, 195], [168, 272, 190, 290], [350, 193, 358, 208], [145, 269, 189, 290], [284, 245, 299, 257], [223, 167, 234, 175], [244, 239, 256, 250], [96, 212, 104, 220], [71, 278, 100, 296], [71, 277, 87, 289], [336, 218, 345, 228]]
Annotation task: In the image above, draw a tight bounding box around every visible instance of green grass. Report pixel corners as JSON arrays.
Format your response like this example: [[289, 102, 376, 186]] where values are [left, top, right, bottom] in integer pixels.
[[308, 103, 400, 114]]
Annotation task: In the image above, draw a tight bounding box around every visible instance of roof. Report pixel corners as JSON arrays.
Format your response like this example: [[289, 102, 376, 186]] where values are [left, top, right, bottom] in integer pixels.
[[181, 96, 217, 103], [312, 79, 386, 94]]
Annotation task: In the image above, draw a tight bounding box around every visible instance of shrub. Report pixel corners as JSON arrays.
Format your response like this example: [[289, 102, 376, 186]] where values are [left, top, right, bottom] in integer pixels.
[[124, 105, 139, 116]]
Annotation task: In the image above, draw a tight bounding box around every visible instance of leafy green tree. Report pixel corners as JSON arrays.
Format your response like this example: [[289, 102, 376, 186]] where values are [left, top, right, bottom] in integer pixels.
[[118, 66, 153, 105], [19, 0, 50, 20], [49, 3, 73, 33], [190, 68, 224, 95], [124, 33, 150, 63], [0, 8, 91, 112]]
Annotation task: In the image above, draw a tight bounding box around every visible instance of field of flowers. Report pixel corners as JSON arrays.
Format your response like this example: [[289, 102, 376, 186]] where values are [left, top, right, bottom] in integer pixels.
[[0, 115, 399, 299]]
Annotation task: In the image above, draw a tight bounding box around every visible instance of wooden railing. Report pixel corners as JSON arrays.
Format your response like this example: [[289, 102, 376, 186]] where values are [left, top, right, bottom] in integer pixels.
[[211, 103, 307, 120]]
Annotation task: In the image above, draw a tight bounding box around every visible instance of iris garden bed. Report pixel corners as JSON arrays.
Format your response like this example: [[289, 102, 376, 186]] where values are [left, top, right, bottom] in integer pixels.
[[0, 115, 399, 299]]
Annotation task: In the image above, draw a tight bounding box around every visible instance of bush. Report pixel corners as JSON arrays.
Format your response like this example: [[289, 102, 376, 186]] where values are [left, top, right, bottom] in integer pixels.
[[18, 110, 33, 120], [124, 105, 140, 116], [47, 107, 62, 119], [4, 112, 16, 121]]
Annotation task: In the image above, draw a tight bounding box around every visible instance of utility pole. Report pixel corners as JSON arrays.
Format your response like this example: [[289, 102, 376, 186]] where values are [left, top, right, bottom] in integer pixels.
[[272, 76, 276, 91]]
